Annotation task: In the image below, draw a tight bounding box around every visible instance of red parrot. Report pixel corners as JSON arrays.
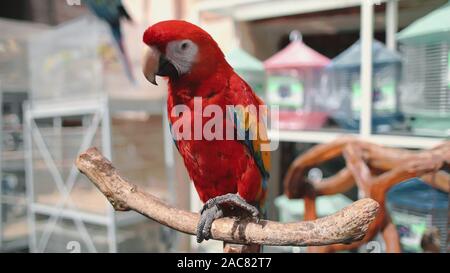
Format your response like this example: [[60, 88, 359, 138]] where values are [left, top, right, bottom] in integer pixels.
[[142, 20, 270, 243]]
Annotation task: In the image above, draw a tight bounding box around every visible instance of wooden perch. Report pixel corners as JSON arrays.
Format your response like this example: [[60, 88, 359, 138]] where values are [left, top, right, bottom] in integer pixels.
[[76, 147, 379, 247], [283, 138, 449, 253]]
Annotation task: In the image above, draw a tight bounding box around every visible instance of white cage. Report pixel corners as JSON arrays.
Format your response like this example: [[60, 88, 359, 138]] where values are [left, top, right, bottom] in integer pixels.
[[24, 96, 175, 253], [325, 40, 403, 133], [0, 19, 48, 252], [397, 3, 450, 137], [24, 16, 177, 253]]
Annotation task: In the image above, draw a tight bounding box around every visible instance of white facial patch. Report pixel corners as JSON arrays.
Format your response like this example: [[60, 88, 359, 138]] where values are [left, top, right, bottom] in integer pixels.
[[165, 39, 198, 75]]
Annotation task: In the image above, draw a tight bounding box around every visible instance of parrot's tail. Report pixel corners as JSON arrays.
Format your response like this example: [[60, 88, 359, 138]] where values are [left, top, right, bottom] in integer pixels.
[[118, 4, 133, 22], [116, 38, 137, 85], [109, 23, 136, 85]]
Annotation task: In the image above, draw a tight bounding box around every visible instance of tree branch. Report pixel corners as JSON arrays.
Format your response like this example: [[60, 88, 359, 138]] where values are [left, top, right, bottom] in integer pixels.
[[76, 147, 379, 247]]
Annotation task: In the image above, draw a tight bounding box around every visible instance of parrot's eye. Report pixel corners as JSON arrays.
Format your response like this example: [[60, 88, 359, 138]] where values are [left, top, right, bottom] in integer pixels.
[[177, 40, 194, 52], [165, 39, 198, 75], [181, 42, 189, 50]]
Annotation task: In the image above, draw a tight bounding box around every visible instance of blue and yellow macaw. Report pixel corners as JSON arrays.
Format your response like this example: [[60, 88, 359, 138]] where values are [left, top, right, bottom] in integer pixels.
[[84, 0, 136, 84]]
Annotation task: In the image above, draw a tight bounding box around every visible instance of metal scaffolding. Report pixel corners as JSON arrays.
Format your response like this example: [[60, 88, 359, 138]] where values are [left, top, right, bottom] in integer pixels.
[[0, 18, 48, 252], [24, 95, 176, 253], [21, 15, 177, 252]]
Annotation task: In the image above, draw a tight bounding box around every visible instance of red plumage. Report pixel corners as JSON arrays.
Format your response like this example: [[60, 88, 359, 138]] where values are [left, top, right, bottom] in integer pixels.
[[144, 21, 269, 209]]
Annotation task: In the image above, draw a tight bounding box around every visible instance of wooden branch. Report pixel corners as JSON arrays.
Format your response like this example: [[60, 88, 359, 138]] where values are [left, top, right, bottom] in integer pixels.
[[284, 137, 358, 198], [286, 139, 449, 253], [313, 168, 355, 196], [285, 138, 449, 199], [76, 147, 379, 247]]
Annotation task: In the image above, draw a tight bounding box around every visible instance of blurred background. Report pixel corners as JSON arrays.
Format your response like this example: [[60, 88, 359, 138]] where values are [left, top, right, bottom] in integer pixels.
[[0, 0, 448, 253]]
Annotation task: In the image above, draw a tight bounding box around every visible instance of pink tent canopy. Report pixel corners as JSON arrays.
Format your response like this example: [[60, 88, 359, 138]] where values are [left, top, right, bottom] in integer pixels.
[[264, 40, 330, 70]]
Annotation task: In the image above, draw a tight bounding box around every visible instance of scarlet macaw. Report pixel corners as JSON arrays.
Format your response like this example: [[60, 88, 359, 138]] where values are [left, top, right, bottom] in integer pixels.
[[142, 20, 270, 243]]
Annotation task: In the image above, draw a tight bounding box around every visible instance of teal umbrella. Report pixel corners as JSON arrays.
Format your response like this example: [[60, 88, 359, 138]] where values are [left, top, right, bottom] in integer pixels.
[[327, 39, 402, 71], [226, 47, 265, 72], [397, 2, 450, 44], [226, 47, 266, 97]]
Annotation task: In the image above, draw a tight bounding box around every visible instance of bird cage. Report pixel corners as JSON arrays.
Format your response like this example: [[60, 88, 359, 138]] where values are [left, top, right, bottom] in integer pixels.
[[25, 98, 174, 254], [28, 16, 109, 103], [1, 91, 30, 252], [0, 19, 48, 93], [397, 2, 450, 137], [0, 19, 48, 252], [387, 178, 448, 253], [226, 47, 266, 100], [325, 40, 403, 132], [24, 16, 175, 253], [264, 32, 330, 130]]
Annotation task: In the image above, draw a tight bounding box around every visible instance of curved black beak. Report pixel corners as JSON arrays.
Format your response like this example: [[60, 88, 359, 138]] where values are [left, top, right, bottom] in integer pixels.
[[157, 55, 179, 79], [143, 46, 179, 85]]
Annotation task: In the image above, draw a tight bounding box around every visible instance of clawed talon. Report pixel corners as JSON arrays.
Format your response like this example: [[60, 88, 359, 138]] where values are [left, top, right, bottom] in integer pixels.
[[196, 193, 260, 243], [196, 205, 223, 243]]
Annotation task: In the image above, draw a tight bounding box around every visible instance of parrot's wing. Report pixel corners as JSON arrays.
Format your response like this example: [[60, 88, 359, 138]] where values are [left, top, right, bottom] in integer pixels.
[[168, 108, 271, 180], [118, 3, 133, 22], [84, 0, 121, 23], [228, 104, 271, 182], [226, 78, 271, 184]]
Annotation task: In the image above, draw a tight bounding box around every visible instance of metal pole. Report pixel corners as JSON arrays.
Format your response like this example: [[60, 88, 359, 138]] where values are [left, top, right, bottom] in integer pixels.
[[101, 97, 117, 253], [188, 5, 203, 252], [360, 0, 374, 138], [385, 0, 400, 118], [0, 87, 3, 250], [162, 105, 178, 251], [163, 108, 176, 205], [23, 103, 37, 252], [386, 0, 398, 51]]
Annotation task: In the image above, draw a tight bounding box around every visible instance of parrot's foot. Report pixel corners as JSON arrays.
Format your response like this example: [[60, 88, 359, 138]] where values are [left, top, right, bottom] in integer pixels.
[[196, 193, 259, 243]]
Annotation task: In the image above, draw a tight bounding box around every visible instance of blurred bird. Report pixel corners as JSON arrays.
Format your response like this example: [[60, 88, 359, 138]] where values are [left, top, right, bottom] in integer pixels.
[[142, 20, 270, 243], [84, 0, 136, 84]]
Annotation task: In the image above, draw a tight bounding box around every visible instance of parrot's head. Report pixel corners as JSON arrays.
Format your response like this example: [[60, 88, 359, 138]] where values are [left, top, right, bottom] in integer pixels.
[[142, 20, 229, 86]]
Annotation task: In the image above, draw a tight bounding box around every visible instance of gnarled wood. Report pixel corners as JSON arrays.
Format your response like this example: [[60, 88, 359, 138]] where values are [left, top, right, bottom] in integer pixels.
[[283, 138, 449, 253], [76, 147, 379, 248]]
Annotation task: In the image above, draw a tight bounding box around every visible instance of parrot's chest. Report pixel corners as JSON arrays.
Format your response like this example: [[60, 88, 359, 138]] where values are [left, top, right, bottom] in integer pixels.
[[176, 138, 247, 182], [167, 89, 261, 202], [176, 135, 252, 203], [169, 98, 244, 180]]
